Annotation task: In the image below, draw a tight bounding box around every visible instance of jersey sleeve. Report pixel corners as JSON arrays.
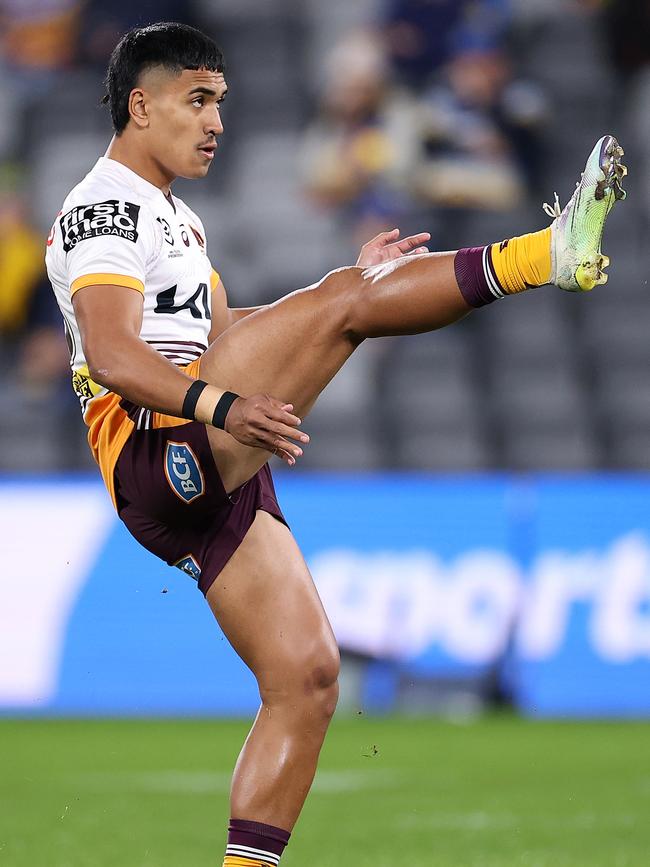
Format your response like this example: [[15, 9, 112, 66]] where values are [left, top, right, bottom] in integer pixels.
[[59, 199, 159, 296]]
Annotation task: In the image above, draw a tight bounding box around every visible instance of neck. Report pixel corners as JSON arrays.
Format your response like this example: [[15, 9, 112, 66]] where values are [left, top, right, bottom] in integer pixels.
[[105, 134, 174, 195]]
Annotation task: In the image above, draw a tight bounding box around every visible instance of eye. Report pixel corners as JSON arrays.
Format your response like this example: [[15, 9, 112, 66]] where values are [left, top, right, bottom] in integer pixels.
[[192, 96, 204, 108]]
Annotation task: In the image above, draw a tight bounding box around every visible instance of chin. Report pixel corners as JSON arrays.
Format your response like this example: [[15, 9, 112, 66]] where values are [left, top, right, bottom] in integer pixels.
[[181, 163, 211, 181]]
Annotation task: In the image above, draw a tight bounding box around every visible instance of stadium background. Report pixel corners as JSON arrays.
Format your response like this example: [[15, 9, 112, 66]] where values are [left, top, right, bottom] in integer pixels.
[[1, 2, 650, 866]]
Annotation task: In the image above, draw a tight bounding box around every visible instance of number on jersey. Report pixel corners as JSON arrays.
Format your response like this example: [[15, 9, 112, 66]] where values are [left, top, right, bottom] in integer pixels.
[[154, 283, 211, 319]]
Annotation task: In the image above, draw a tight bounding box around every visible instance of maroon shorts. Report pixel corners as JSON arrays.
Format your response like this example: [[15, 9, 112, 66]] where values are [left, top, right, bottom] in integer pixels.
[[113, 421, 287, 596]]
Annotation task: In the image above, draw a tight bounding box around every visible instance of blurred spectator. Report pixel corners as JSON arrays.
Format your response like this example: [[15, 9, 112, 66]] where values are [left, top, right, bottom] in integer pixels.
[[0, 0, 81, 78], [17, 279, 71, 396], [0, 0, 637, 473], [599, 0, 650, 79], [413, 26, 547, 220], [597, 0, 650, 233], [77, 0, 203, 71], [0, 0, 83, 159], [300, 31, 424, 246], [0, 165, 68, 394], [383, 0, 509, 89], [0, 166, 45, 335]]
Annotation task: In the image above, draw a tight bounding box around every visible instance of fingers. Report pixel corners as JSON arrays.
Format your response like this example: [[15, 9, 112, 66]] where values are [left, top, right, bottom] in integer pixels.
[[377, 228, 400, 245], [271, 437, 303, 465], [267, 398, 302, 427], [257, 428, 304, 464], [364, 228, 400, 249], [392, 232, 431, 254], [225, 394, 310, 465], [266, 395, 300, 427], [276, 448, 297, 467], [364, 229, 431, 252], [266, 408, 309, 443], [406, 246, 430, 256], [259, 416, 310, 463], [270, 419, 310, 443]]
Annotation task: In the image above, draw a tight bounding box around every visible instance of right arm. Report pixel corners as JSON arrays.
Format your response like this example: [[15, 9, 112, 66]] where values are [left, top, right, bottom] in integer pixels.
[[73, 283, 308, 465]]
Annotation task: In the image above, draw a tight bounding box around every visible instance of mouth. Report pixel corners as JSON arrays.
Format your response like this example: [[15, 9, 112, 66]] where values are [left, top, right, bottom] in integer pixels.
[[198, 144, 217, 160]]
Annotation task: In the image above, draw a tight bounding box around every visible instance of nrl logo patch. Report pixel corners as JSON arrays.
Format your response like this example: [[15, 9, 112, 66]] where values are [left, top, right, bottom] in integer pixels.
[[156, 216, 175, 245], [164, 441, 205, 504], [60, 199, 140, 251], [173, 554, 201, 581]]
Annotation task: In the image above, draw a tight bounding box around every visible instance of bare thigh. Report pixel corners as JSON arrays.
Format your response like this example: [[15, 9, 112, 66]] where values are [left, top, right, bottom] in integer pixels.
[[205, 510, 339, 691], [200, 276, 357, 492]]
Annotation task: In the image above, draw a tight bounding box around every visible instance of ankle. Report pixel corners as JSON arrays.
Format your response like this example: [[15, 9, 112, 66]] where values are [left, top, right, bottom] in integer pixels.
[[490, 227, 552, 293], [454, 227, 552, 308], [223, 818, 290, 866]]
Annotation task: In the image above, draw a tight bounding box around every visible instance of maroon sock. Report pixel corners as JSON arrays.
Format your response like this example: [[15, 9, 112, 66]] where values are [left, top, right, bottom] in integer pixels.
[[225, 818, 290, 865], [454, 245, 505, 307]]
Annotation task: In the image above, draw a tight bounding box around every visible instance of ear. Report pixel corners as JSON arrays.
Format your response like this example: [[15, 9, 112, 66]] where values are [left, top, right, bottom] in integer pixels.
[[128, 88, 150, 129]]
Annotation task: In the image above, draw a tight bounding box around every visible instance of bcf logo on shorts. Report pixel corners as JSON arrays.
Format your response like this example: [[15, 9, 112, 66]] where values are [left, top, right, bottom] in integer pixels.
[[164, 442, 205, 504], [173, 554, 202, 581]]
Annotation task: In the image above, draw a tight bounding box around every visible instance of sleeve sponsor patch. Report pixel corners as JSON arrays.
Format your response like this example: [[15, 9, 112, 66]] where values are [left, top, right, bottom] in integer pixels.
[[60, 200, 140, 252]]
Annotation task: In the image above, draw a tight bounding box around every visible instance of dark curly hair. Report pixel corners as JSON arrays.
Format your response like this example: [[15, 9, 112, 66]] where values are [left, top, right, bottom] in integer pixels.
[[102, 22, 225, 134]]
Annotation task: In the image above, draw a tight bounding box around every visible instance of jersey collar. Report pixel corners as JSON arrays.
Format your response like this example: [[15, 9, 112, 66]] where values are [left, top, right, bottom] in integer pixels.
[[95, 156, 176, 208]]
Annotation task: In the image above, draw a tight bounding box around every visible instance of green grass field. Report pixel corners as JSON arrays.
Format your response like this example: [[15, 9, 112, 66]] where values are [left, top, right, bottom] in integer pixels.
[[1, 715, 649, 867]]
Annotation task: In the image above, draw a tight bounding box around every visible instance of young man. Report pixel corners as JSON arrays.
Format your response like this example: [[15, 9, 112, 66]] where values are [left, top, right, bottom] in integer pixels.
[[45, 22, 626, 867]]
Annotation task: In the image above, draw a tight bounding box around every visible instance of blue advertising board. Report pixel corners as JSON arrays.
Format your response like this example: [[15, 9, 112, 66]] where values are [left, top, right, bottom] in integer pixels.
[[1, 474, 649, 717]]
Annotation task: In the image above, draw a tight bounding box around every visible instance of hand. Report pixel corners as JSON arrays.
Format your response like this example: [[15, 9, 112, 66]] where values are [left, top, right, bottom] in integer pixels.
[[224, 395, 309, 466], [356, 228, 431, 268]]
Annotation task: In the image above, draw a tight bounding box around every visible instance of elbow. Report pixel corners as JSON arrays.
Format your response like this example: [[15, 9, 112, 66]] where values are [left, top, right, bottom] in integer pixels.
[[87, 360, 117, 391], [87, 362, 113, 390], [85, 341, 126, 392]]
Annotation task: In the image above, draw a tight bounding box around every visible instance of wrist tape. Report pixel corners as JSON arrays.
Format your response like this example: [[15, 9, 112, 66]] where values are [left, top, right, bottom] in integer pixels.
[[181, 380, 240, 430]]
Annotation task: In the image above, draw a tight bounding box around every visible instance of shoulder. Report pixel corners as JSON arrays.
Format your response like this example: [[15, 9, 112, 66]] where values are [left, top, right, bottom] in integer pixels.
[[56, 161, 161, 256], [63, 159, 135, 208], [66, 162, 154, 217]]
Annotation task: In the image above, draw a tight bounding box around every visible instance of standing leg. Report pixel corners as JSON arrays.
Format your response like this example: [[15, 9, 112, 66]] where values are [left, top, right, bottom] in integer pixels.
[[206, 511, 340, 864]]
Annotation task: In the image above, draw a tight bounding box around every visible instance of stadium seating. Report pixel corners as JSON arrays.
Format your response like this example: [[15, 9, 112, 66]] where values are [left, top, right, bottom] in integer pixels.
[[3, 0, 648, 472]]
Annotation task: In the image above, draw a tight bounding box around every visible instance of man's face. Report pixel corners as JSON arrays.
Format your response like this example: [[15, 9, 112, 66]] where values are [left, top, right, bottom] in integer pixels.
[[139, 67, 227, 181]]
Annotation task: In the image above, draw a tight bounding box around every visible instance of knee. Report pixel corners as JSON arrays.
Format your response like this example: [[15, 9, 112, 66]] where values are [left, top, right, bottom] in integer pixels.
[[303, 650, 340, 721], [260, 642, 340, 722], [315, 266, 366, 343]]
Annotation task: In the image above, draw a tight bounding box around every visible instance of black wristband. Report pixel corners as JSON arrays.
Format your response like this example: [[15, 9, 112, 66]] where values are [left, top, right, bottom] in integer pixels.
[[182, 379, 209, 420], [212, 391, 240, 430]]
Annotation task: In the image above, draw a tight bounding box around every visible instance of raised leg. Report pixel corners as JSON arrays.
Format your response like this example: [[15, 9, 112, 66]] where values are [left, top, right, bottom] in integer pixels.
[[201, 252, 468, 491], [206, 510, 340, 832], [201, 134, 628, 492]]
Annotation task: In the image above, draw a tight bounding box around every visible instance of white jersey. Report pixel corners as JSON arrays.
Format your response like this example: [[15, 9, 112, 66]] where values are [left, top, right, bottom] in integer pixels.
[[46, 156, 219, 505], [46, 155, 218, 419]]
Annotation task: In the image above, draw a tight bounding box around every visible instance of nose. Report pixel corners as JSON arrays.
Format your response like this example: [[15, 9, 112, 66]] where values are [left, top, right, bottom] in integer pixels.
[[205, 105, 224, 138]]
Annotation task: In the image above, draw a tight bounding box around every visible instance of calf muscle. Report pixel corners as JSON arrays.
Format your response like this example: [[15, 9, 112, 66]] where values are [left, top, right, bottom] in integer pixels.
[[206, 511, 339, 830], [348, 251, 470, 338]]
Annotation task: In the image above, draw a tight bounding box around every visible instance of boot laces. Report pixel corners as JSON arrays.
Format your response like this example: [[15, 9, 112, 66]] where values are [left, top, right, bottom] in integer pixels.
[[542, 174, 583, 219], [542, 192, 562, 219]]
